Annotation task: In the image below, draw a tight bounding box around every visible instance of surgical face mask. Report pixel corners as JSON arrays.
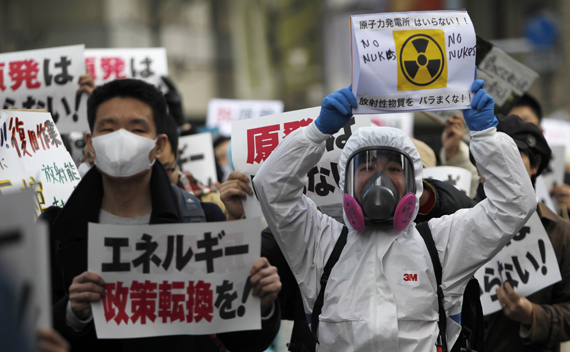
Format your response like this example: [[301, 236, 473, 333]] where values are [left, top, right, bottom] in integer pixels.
[[92, 129, 157, 177], [343, 147, 416, 232]]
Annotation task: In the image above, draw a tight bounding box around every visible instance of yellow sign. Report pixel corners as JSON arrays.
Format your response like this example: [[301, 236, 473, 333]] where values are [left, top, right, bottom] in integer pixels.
[[394, 30, 447, 91]]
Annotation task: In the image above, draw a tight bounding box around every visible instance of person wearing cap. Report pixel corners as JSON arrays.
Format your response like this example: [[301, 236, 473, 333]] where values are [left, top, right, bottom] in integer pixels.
[[481, 114, 570, 352]]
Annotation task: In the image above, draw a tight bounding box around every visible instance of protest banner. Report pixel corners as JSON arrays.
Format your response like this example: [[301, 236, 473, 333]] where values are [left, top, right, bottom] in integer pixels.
[[232, 107, 371, 218], [85, 48, 169, 89], [0, 45, 88, 133], [475, 212, 561, 315], [206, 98, 284, 138], [422, 109, 462, 126], [0, 191, 51, 330], [476, 36, 539, 115], [0, 110, 81, 218], [541, 118, 570, 150], [88, 218, 263, 338], [536, 175, 557, 213], [178, 132, 217, 187], [351, 10, 476, 114], [541, 145, 566, 190], [422, 166, 472, 195], [367, 112, 414, 136]]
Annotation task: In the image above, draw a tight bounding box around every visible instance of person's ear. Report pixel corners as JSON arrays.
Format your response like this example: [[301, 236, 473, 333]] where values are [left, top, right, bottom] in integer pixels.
[[85, 132, 95, 160], [154, 133, 168, 159]]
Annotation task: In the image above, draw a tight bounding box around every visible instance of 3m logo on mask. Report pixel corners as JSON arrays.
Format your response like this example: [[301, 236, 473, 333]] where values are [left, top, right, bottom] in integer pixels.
[[394, 29, 447, 91], [400, 270, 420, 286]]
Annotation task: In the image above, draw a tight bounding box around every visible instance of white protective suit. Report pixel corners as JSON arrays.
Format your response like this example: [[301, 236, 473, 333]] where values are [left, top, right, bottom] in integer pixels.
[[254, 123, 536, 352]]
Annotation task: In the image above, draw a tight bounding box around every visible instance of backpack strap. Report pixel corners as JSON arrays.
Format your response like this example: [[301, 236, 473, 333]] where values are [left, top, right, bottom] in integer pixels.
[[416, 221, 448, 352], [170, 184, 206, 223], [311, 225, 349, 343]]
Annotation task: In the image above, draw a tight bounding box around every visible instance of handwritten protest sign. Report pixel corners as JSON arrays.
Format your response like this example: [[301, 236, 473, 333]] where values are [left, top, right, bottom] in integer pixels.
[[85, 48, 169, 89], [475, 212, 561, 315], [232, 107, 370, 218], [89, 218, 263, 338], [0, 110, 81, 217], [0, 191, 51, 330], [0, 45, 88, 133], [422, 109, 462, 126], [542, 118, 570, 150], [178, 132, 217, 187], [476, 36, 539, 114], [423, 166, 472, 195], [351, 10, 476, 114], [206, 98, 284, 138]]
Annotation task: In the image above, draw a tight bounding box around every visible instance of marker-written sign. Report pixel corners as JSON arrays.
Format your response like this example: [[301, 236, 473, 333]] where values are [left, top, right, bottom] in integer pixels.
[[0, 110, 81, 218], [89, 219, 263, 338], [232, 107, 370, 218], [351, 10, 476, 114], [423, 166, 472, 195], [178, 132, 217, 187], [0, 45, 88, 133], [475, 212, 561, 315]]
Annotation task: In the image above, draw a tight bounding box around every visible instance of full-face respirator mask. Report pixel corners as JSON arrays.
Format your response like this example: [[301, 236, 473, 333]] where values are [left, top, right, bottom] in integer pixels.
[[343, 147, 417, 232]]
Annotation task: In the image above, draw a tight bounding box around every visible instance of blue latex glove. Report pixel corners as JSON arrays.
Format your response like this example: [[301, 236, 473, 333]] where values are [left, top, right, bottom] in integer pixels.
[[315, 87, 358, 135], [462, 79, 498, 132]]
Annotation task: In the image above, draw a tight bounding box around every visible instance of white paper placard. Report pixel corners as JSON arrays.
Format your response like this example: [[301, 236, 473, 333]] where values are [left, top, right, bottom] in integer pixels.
[[422, 109, 462, 125], [536, 175, 557, 213], [541, 145, 566, 190], [206, 98, 284, 138], [89, 218, 263, 338], [85, 48, 169, 89], [0, 45, 88, 133], [422, 166, 472, 195], [231, 108, 370, 218], [0, 110, 81, 217], [0, 191, 52, 329], [541, 118, 570, 150], [178, 133, 217, 187], [368, 112, 414, 136], [475, 212, 561, 315], [351, 10, 476, 114]]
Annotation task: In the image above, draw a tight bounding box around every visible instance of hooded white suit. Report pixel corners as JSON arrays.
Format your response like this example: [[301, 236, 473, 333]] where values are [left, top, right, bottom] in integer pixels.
[[254, 122, 536, 352]]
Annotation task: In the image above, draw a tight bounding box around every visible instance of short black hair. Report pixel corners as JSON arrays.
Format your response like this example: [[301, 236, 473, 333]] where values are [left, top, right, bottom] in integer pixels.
[[512, 93, 543, 122], [163, 114, 179, 155], [87, 79, 168, 136]]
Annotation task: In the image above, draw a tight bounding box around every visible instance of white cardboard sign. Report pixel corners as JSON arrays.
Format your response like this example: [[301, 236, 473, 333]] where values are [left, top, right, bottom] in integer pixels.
[[351, 10, 476, 114], [368, 112, 414, 136], [89, 219, 263, 338], [475, 212, 561, 315], [206, 98, 284, 138], [0, 45, 88, 133], [178, 133, 218, 187], [541, 118, 570, 150], [0, 110, 81, 218], [231, 107, 370, 218], [422, 166, 472, 195]]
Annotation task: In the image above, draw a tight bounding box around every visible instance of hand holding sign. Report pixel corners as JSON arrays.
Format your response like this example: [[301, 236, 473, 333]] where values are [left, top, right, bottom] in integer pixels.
[[496, 281, 534, 326], [463, 79, 498, 131], [69, 271, 106, 321], [220, 171, 253, 220], [315, 87, 358, 135], [249, 257, 281, 316]]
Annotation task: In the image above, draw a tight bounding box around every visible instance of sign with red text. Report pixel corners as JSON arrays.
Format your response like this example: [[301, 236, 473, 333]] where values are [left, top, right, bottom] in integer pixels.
[[232, 107, 370, 218], [0, 45, 88, 133], [206, 99, 284, 138], [351, 10, 476, 114], [88, 219, 263, 338], [475, 212, 561, 315], [0, 110, 81, 218], [178, 133, 217, 187], [85, 48, 168, 89], [367, 112, 414, 136]]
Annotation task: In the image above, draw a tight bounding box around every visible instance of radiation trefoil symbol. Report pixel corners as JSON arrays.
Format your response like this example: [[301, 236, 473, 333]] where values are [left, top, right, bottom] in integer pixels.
[[394, 29, 447, 91]]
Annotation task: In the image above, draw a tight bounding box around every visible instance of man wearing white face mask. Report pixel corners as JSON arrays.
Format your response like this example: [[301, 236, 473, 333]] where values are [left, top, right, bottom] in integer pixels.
[[40, 79, 280, 352]]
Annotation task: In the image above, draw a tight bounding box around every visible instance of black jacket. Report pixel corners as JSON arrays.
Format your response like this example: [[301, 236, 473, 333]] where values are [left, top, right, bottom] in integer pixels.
[[41, 163, 279, 352], [416, 178, 477, 223]]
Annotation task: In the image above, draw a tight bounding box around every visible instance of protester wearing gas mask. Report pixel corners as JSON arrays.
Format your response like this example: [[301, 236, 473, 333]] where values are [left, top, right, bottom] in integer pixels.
[[40, 79, 280, 352], [253, 77, 536, 352]]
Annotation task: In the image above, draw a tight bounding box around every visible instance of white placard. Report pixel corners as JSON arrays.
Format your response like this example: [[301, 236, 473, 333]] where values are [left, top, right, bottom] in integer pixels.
[[0, 191, 52, 330], [368, 112, 414, 136], [85, 48, 169, 89], [178, 133, 217, 187], [206, 98, 284, 138], [541, 118, 570, 150], [541, 145, 566, 190], [475, 212, 561, 315], [0, 45, 88, 133], [351, 10, 476, 114], [536, 175, 557, 213], [422, 166, 472, 195], [232, 107, 370, 218], [0, 110, 81, 217], [422, 109, 462, 125], [88, 219, 263, 339]]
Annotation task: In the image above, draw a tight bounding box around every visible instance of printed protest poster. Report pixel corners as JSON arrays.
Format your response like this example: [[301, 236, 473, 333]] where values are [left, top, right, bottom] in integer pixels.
[[232, 107, 371, 218], [178, 132, 217, 187], [351, 10, 476, 114], [0, 110, 81, 218], [475, 212, 561, 315], [0, 191, 51, 330], [422, 166, 472, 195], [85, 48, 169, 89], [206, 98, 284, 138], [89, 218, 263, 338], [0, 45, 88, 133], [476, 36, 539, 115], [367, 112, 414, 136]]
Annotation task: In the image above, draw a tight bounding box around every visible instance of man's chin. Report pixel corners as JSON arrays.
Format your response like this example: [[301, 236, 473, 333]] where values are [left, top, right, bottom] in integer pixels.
[[99, 167, 151, 182]]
